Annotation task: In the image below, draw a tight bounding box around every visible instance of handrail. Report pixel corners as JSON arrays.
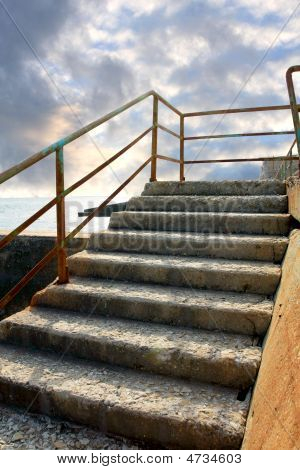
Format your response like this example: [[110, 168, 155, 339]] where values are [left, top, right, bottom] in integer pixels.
[[183, 103, 299, 117], [0, 90, 181, 185], [157, 124, 180, 139], [0, 157, 152, 309], [1, 66, 300, 311], [184, 130, 294, 141], [286, 66, 300, 163], [184, 155, 299, 164], [0, 127, 152, 251], [0, 88, 183, 310]]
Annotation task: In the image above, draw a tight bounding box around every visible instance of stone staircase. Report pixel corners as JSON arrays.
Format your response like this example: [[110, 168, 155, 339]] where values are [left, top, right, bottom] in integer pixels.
[[0, 179, 290, 449]]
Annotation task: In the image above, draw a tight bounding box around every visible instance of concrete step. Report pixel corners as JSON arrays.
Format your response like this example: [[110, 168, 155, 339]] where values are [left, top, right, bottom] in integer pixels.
[[0, 343, 249, 449], [68, 251, 280, 295], [109, 211, 290, 236], [89, 229, 288, 263], [0, 307, 261, 388], [126, 195, 288, 214], [142, 180, 286, 196], [32, 277, 273, 335]]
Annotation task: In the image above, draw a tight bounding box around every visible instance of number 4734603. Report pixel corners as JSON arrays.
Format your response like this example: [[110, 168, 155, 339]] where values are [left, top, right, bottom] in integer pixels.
[[186, 454, 242, 464]]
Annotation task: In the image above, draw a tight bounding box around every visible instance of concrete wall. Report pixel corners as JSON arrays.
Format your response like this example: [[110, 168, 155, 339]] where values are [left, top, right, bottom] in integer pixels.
[[0, 233, 88, 318], [242, 229, 300, 449], [287, 177, 300, 223], [260, 160, 298, 181]]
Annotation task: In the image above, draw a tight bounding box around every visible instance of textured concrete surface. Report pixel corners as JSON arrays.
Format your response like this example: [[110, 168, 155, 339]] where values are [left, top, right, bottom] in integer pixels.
[[69, 250, 281, 295], [91, 229, 288, 262], [127, 195, 288, 214], [1, 179, 289, 449], [109, 211, 290, 236], [32, 277, 273, 335], [287, 177, 300, 223], [0, 306, 261, 388], [0, 343, 249, 449], [142, 180, 286, 196], [0, 233, 88, 317], [0, 402, 142, 450], [242, 230, 300, 450]]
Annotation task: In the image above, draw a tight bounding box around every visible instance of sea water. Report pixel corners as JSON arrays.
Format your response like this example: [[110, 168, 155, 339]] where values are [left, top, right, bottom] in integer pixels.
[[0, 196, 118, 234]]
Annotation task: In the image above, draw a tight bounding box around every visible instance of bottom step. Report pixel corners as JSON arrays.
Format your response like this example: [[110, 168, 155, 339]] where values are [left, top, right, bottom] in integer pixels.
[[0, 343, 248, 449]]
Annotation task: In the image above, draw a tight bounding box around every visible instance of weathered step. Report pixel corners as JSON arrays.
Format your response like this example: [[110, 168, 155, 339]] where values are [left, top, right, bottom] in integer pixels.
[[68, 251, 280, 295], [142, 180, 286, 196], [89, 229, 288, 263], [109, 211, 290, 236], [0, 307, 261, 388], [126, 195, 288, 214], [32, 277, 273, 335], [0, 343, 249, 449]]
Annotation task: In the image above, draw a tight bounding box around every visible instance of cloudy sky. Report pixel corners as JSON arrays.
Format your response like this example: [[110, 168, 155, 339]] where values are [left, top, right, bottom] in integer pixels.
[[0, 0, 299, 198]]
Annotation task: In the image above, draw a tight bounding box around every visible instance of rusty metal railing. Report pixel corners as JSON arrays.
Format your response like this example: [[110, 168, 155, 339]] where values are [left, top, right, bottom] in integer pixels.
[[0, 66, 300, 310], [275, 66, 300, 179], [0, 90, 182, 310]]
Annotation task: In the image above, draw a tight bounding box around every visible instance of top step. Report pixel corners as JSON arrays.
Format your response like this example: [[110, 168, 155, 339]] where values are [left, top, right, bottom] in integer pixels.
[[142, 180, 286, 196]]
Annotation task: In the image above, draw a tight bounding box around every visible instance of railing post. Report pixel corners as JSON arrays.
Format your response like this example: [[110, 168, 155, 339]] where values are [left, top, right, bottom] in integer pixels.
[[180, 115, 185, 181], [56, 147, 69, 284], [286, 66, 300, 176], [150, 95, 158, 181]]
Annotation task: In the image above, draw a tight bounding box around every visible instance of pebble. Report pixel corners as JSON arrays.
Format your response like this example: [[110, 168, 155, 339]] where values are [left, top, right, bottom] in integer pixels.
[[0, 403, 146, 450], [11, 432, 24, 442], [54, 440, 66, 449], [79, 438, 89, 445]]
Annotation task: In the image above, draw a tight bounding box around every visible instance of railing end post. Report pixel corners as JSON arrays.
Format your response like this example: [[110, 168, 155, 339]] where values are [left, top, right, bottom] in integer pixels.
[[150, 95, 159, 182], [57, 262, 69, 284], [180, 115, 185, 182], [56, 147, 69, 285]]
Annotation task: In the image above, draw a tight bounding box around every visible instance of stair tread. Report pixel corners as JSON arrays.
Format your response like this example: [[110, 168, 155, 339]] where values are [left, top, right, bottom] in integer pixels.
[[142, 180, 286, 196], [127, 195, 288, 214], [108, 211, 290, 238], [2, 306, 260, 358], [70, 250, 281, 275], [95, 228, 289, 243], [0, 342, 249, 448], [111, 210, 290, 219], [0, 307, 261, 388], [32, 277, 273, 335], [34, 276, 273, 314]]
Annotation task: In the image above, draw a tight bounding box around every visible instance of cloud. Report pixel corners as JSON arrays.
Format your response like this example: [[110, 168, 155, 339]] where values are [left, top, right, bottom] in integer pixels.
[[0, 0, 299, 198]]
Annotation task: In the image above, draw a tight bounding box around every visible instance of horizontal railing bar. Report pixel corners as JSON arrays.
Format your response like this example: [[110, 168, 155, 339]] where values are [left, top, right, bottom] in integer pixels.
[[185, 155, 299, 164], [156, 154, 180, 164], [0, 127, 152, 251], [62, 127, 152, 198], [157, 124, 180, 139], [184, 131, 295, 140], [0, 246, 57, 311], [0, 156, 152, 310], [0, 91, 156, 185], [65, 156, 152, 243], [183, 104, 300, 118], [155, 93, 182, 116]]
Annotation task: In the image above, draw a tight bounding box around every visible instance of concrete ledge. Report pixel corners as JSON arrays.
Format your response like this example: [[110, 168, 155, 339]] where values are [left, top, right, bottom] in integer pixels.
[[0, 232, 88, 317], [242, 229, 300, 449]]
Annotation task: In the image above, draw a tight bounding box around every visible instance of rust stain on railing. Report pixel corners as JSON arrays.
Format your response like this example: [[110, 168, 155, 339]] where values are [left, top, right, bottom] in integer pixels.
[[0, 67, 299, 311]]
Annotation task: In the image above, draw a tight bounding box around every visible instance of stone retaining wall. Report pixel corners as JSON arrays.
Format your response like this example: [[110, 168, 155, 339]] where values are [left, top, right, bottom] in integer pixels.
[[0, 233, 88, 318], [242, 229, 300, 449]]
